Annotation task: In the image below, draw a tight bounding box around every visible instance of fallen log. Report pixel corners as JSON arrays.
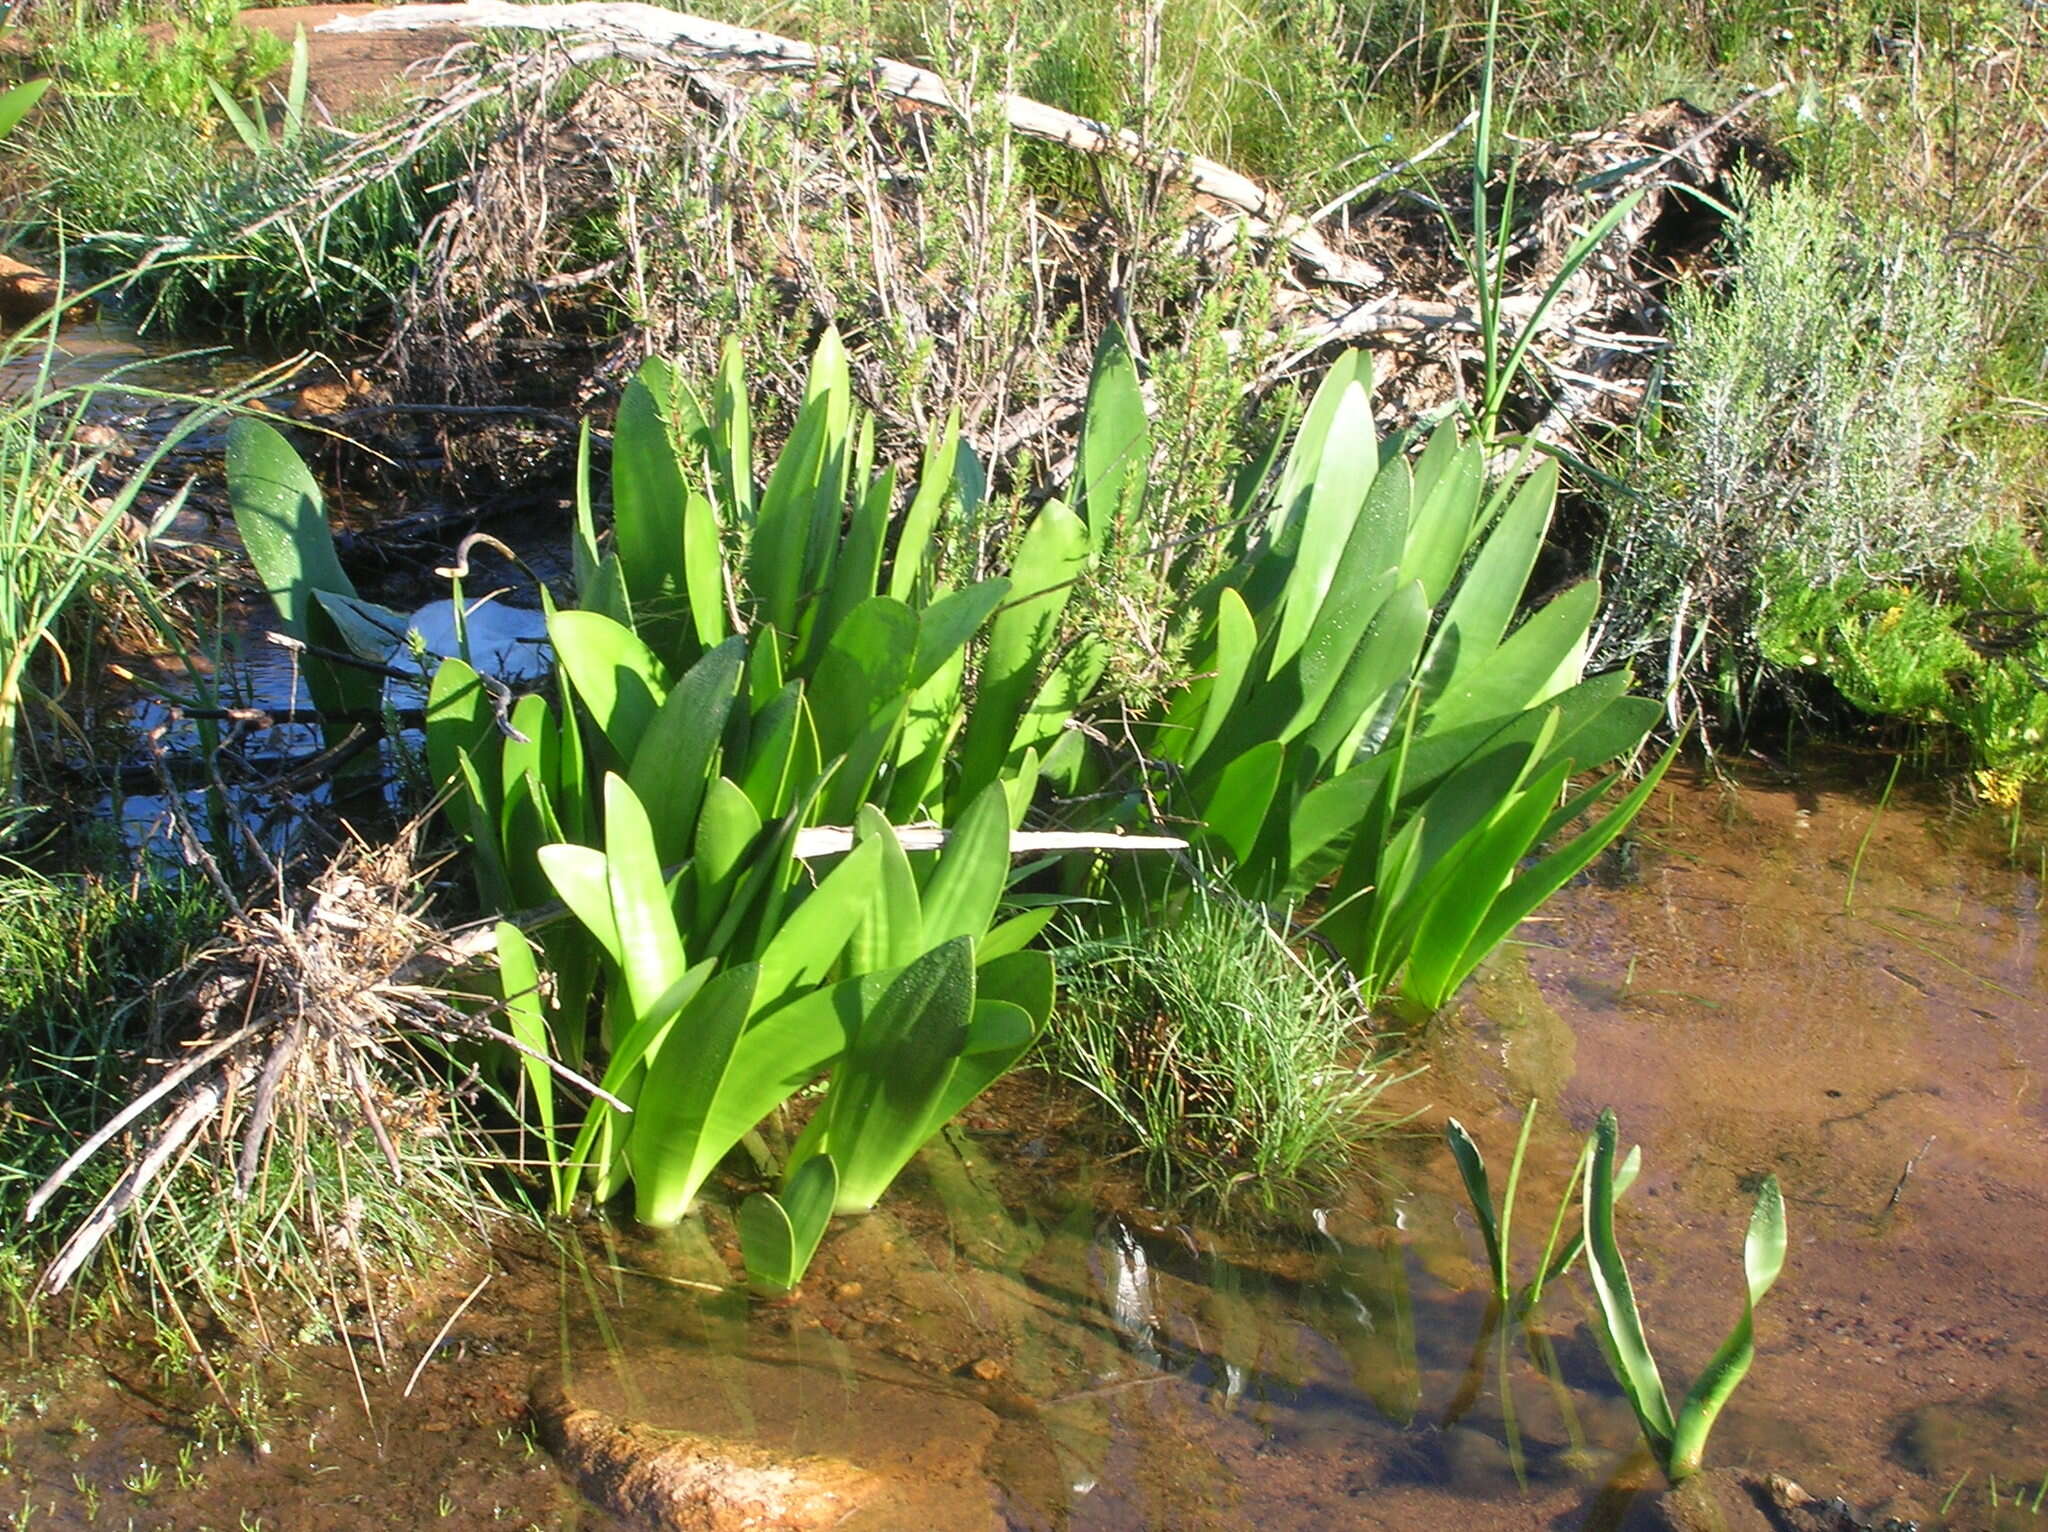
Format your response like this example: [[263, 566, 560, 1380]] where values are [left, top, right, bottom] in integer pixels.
[[320, 0, 1387, 291]]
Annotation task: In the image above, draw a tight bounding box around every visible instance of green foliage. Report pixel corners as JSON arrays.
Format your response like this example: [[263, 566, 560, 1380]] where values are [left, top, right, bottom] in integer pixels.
[[1582, 1110, 1787, 1483], [1599, 175, 1987, 711], [0, 871, 219, 1252], [1120, 357, 1665, 1005], [1758, 534, 2048, 804], [38, 0, 285, 124], [21, 89, 468, 338], [224, 417, 392, 739], [234, 325, 1665, 1253], [738, 1154, 838, 1293], [1, 304, 266, 820], [0, 78, 51, 141], [1444, 1106, 1639, 1313], [208, 24, 308, 156], [1050, 895, 1399, 1216]]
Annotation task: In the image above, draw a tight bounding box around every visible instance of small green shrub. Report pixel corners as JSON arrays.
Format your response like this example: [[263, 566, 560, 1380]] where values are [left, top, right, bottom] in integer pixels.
[[1597, 175, 1987, 712], [1758, 532, 2048, 804], [1051, 895, 1397, 1215], [38, 0, 285, 124]]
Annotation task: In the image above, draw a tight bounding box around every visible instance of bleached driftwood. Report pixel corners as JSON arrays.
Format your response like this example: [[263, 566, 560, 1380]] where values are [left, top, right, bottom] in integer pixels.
[[321, 1, 1386, 291]]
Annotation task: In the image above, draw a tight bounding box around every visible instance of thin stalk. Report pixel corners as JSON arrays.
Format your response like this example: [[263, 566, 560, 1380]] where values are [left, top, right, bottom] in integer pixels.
[[1844, 755, 1902, 916]]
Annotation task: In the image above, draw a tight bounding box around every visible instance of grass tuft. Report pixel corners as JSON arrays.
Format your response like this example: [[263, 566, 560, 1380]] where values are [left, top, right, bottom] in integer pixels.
[[1048, 893, 1403, 1218]]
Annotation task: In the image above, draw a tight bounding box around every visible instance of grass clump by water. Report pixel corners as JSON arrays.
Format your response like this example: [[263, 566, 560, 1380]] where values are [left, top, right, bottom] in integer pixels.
[[1049, 896, 1401, 1218], [0, 869, 219, 1301]]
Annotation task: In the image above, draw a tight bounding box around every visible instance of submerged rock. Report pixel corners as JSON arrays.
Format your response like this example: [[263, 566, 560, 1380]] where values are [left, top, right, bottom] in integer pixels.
[[530, 1379, 880, 1531], [1629, 1470, 1918, 1532]]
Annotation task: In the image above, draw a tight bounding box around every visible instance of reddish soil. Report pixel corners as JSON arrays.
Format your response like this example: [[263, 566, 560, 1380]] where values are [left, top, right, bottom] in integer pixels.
[[236, 5, 470, 122]]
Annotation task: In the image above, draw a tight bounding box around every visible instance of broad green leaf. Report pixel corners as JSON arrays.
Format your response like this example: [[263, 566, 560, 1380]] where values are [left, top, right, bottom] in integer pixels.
[[1667, 1175, 1786, 1480], [691, 775, 763, 917], [1429, 582, 1600, 735], [820, 937, 976, 1212], [1270, 350, 1373, 543], [808, 598, 917, 763], [1444, 1119, 1504, 1295], [711, 337, 754, 524], [1402, 760, 1570, 1007], [974, 948, 1055, 1029], [0, 78, 52, 142], [754, 835, 885, 1010], [749, 389, 833, 643], [1010, 631, 1108, 768], [537, 843, 623, 969], [811, 459, 893, 664], [1584, 1111, 1678, 1458], [955, 499, 1089, 798], [610, 364, 692, 645], [736, 681, 805, 822], [628, 962, 760, 1226], [681, 488, 727, 653], [1420, 459, 1559, 703], [1301, 579, 1429, 772], [425, 658, 492, 799], [549, 609, 671, 763], [978, 907, 1055, 963], [887, 410, 961, 603], [918, 784, 1010, 948], [494, 923, 560, 1204], [226, 418, 377, 723], [1458, 743, 1676, 973], [1178, 587, 1257, 768], [739, 1154, 838, 1292], [603, 774, 692, 1017], [698, 969, 876, 1161], [1282, 568, 1398, 747], [1401, 429, 1484, 604], [918, 998, 1041, 1145], [911, 580, 1010, 692], [850, 808, 923, 972], [227, 419, 355, 632], [1075, 326, 1148, 555], [1199, 740, 1285, 863], [1272, 381, 1378, 673], [627, 635, 746, 866]]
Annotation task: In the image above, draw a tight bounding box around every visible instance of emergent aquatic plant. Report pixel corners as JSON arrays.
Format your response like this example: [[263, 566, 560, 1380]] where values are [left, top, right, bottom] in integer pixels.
[[1117, 350, 1671, 1005], [1583, 1110, 1786, 1484]]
